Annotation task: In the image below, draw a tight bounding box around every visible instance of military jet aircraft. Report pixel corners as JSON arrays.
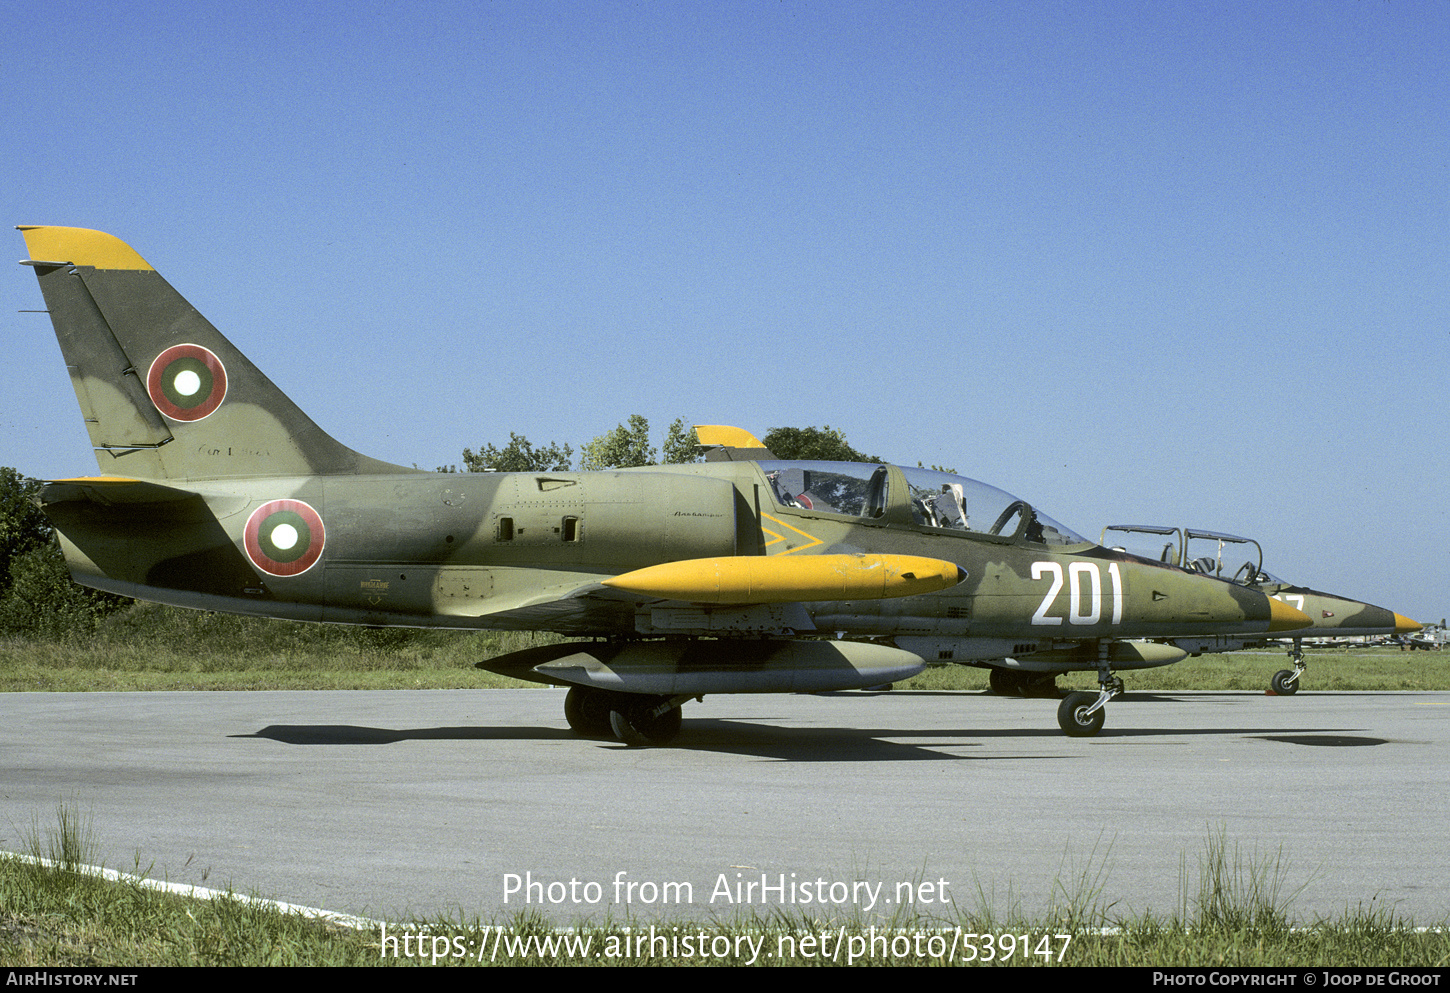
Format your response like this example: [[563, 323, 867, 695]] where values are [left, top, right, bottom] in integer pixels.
[[1398, 622, 1445, 651], [17, 225, 1310, 742], [1101, 525, 1421, 694]]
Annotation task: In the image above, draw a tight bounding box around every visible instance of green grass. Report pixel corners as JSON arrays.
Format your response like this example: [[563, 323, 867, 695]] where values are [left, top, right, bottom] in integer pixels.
[[2, 808, 1446, 966], [902, 646, 1448, 694], [0, 601, 1443, 692], [0, 601, 554, 691]]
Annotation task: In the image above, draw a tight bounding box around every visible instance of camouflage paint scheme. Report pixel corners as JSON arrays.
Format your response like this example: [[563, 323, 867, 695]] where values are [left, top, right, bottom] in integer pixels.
[[18, 226, 1311, 742], [1100, 526, 1421, 694]]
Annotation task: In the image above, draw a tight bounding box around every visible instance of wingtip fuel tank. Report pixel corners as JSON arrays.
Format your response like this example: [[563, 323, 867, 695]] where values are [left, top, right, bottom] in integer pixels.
[[602, 553, 965, 604]]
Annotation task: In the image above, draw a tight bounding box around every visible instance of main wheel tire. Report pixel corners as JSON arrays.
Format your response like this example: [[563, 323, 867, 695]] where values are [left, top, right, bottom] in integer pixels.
[[989, 668, 1026, 695], [1024, 673, 1061, 698], [1270, 669, 1300, 695], [609, 697, 683, 746], [564, 687, 615, 737], [1058, 691, 1105, 737]]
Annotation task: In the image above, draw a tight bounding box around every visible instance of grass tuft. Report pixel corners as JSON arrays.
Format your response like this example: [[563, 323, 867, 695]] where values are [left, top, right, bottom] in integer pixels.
[[1187, 826, 1306, 937], [24, 801, 98, 874]]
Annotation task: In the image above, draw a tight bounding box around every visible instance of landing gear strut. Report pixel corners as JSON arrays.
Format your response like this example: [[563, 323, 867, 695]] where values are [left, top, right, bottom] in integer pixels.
[[563, 686, 687, 745], [1270, 639, 1305, 695], [1056, 650, 1124, 737]]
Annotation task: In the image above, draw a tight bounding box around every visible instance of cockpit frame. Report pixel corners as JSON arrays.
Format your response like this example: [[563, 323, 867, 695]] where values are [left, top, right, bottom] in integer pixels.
[[1102, 524, 1265, 584], [759, 461, 1091, 548]]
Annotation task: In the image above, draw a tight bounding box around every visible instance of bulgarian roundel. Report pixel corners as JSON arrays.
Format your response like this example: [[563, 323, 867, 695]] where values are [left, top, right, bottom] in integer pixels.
[[146, 343, 227, 421], [244, 499, 325, 577]]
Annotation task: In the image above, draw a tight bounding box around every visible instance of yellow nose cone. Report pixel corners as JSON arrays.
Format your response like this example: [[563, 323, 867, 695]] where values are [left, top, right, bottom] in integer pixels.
[[1268, 597, 1313, 632], [1394, 613, 1422, 634]]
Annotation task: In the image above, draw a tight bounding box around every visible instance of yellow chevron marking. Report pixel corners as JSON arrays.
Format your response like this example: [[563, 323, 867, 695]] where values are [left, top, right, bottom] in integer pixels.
[[761, 513, 824, 555]]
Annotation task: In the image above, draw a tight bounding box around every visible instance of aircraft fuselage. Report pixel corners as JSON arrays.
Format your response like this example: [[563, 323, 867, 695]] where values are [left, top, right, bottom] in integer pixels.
[[45, 461, 1294, 658]]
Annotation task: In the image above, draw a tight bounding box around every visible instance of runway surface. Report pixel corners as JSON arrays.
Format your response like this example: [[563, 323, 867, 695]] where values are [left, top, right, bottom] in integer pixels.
[[2, 688, 1447, 925]]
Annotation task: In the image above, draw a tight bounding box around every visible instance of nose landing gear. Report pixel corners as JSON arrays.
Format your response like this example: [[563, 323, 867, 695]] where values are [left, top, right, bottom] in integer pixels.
[[1270, 639, 1305, 695], [1056, 648, 1124, 737]]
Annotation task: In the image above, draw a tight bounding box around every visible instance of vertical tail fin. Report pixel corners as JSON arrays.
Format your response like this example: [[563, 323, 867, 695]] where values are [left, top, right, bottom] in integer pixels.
[[18, 226, 409, 481]]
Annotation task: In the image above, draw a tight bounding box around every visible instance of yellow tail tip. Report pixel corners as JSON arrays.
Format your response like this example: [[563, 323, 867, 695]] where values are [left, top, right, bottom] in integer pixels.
[[693, 425, 767, 449], [17, 226, 154, 270]]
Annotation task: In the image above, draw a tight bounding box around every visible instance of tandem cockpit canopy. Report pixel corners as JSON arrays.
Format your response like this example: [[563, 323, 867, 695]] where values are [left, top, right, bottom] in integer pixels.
[[757, 461, 1091, 547]]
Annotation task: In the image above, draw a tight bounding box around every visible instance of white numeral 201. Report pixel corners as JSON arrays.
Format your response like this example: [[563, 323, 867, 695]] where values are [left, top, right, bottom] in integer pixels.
[[1031, 561, 1123, 626]]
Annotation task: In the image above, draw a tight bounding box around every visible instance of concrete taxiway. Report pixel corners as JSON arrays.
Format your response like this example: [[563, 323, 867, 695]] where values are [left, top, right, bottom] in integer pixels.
[[2, 688, 1447, 925]]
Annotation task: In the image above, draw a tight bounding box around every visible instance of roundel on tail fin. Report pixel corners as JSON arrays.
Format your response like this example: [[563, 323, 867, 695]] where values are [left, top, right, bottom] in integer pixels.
[[245, 500, 325, 576], [147, 344, 227, 421]]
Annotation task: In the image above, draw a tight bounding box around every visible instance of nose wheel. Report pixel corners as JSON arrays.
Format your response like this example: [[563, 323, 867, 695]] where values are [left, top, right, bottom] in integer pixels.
[[1269, 640, 1305, 695], [1056, 668, 1123, 737], [1058, 692, 1105, 736]]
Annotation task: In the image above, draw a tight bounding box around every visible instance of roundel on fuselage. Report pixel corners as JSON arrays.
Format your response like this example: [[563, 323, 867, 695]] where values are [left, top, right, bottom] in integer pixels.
[[244, 499, 325, 577], [146, 343, 227, 421]]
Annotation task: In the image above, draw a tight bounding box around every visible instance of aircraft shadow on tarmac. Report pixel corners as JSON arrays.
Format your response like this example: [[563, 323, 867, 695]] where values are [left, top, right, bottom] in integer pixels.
[[235, 721, 1065, 760], [234, 725, 579, 745], [234, 715, 1387, 761]]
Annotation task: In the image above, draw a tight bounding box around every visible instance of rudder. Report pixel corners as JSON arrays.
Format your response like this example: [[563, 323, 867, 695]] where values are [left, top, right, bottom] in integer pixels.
[[19, 226, 409, 481]]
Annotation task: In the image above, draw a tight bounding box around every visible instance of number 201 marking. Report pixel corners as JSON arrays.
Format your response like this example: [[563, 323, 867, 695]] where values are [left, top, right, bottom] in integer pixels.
[[1031, 561, 1124, 626]]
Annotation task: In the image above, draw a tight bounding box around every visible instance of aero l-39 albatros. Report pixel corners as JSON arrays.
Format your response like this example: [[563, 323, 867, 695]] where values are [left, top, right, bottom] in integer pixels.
[[16, 226, 1310, 743], [1101, 526, 1421, 695]]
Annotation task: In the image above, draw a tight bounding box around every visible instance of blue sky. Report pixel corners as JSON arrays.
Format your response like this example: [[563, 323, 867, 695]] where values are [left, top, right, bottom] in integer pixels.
[[4, 1, 1447, 623]]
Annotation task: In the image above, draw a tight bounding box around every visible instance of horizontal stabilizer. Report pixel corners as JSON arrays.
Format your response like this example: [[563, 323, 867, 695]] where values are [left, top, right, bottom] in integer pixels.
[[40, 475, 202, 506]]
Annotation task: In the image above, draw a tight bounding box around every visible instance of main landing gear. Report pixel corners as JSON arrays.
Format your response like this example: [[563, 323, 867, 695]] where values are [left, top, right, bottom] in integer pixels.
[[564, 686, 687, 746], [1055, 651, 1124, 737], [1271, 639, 1305, 695]]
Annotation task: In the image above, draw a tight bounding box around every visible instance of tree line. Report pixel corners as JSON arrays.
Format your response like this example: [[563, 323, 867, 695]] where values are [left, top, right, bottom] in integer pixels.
[[451, 417, 875, 472], [0, 467, 129, 636]]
